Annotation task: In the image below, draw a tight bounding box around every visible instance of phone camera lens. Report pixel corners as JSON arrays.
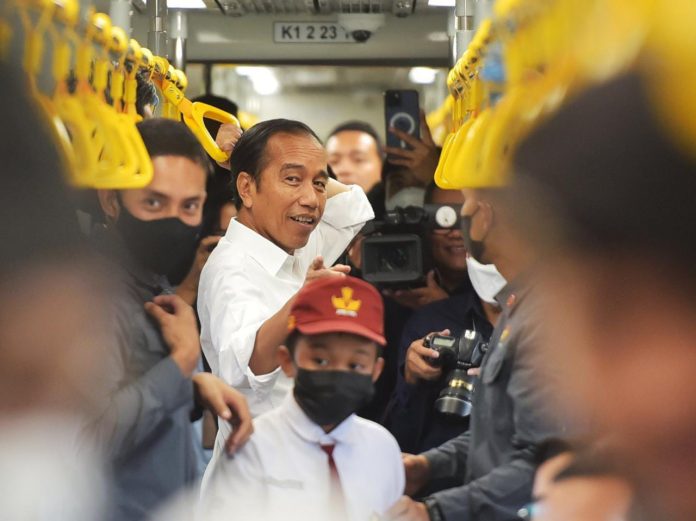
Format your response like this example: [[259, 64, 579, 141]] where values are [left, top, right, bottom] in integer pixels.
[[390, 112, 416, 134]]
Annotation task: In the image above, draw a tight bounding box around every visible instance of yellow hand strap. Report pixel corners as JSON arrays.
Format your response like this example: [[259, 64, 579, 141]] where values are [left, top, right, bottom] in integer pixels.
[[159, 76, 241, 163], [109, 26, 128, 112]]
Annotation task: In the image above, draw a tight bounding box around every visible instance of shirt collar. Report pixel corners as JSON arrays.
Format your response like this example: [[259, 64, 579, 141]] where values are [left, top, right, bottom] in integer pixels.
[[281, 392, 356, 446], [494, 272, 532, 313], [224, 218, 292, 276]]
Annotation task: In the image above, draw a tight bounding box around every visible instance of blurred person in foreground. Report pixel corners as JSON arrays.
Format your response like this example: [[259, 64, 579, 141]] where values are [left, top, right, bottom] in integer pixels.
[[509, 72, 696, 521], [0, 63, 110, 520], [202, 276, 404, 520], [525, 442, 633, 521], [89, 118, 252, 521], [386, 141, 566, 521]]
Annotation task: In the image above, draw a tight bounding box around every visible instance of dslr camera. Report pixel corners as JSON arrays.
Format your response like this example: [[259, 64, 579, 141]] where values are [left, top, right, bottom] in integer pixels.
[[424, 330, 489, 417], [360, 204, 462, 289]]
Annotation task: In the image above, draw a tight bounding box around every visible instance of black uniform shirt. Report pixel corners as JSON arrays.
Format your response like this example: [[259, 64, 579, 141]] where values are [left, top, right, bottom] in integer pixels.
[[423, 276, 566, 520]]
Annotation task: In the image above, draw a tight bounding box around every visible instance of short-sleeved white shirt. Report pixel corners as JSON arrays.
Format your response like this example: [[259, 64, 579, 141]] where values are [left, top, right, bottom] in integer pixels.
[[201, 393, 405, 521]]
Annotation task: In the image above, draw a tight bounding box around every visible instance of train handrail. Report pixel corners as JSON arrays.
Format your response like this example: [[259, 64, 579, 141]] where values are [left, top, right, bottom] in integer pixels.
[[154, 60, 241, 163]]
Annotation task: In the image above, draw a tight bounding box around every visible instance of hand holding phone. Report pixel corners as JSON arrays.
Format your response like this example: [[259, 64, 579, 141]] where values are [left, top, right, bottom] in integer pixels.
[[384, 91, 439, 184], [385, 89, 421, 151]]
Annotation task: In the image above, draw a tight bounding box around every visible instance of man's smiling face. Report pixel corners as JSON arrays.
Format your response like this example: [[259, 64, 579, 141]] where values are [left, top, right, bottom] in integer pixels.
[[241, 132, 329, 253]]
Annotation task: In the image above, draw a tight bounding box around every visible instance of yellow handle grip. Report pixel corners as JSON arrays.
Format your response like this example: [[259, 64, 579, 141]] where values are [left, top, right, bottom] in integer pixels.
[[184, 103, 241, 163], [127, 38, 143, 64], [52, 0, 79, 26]]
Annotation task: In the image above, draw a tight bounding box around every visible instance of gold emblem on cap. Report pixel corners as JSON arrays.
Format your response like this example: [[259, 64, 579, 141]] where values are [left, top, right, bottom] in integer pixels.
[[287, 314, 296, 331], [332, 287, 361, 317]]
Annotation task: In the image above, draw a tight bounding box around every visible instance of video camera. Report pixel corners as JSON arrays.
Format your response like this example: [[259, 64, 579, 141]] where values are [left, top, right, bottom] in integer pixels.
[[360, 204, 462, 289], [424, 330, 489, 417]]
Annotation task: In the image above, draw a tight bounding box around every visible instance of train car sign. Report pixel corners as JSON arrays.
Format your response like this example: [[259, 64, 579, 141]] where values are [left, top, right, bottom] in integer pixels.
[[274, 22, 356, 43]]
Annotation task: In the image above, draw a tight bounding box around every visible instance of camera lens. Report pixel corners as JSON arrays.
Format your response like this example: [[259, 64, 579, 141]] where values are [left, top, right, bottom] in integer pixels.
[[435, 368, 474, 417], [390, 113, 415, 134], [377, 244, 411, 271], [360, 234, 423, 287], [402, 206, 426, 225]]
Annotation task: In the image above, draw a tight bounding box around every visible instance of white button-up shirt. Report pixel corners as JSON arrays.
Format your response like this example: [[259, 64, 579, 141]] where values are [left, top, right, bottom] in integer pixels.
[[197, 185, 373, 452], [201, 393, 405, 521]]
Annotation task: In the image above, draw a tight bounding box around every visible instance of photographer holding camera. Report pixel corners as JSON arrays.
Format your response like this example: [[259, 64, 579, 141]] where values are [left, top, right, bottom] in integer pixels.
[[386, 186, 565, 521], [382, 183, 483, 309], [383, 187, 504, 460], [358, 183, 480, 422]]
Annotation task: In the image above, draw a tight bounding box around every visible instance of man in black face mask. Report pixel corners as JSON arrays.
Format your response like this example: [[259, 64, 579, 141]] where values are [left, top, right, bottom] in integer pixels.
[[89, 118, 252, 521], [386, 187, 566, 521], [202, 275, 405, 520]]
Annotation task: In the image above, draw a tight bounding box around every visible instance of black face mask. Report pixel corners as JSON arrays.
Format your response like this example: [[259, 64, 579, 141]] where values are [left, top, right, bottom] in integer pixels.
[[461, 215, 486, 263], [115, 205, 201, 285], [294, 369, 375, 427]]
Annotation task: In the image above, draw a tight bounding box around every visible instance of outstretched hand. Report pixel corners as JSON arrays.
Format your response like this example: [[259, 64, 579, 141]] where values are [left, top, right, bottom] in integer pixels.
[[305, 255, 351, 286]]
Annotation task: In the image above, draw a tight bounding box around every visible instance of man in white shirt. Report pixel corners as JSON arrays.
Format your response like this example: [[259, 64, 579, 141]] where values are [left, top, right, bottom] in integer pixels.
[[201, 275, 405, 520], [198, 119, 374, 462]]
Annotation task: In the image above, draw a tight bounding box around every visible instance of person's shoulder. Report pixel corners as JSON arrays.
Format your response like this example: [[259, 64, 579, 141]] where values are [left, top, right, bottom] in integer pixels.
[[218, 411, 283, 466], [206, 236, 247, 268], [200, 237, 253, 285], [247, 406, 293, 444], [352, 416, 402, 453], [349, 417, 404, 482], [254, 405, 284, 428]]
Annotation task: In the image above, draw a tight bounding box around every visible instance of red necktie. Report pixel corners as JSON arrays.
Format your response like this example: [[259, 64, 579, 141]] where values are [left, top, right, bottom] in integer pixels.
[[321, 444, 349, 521]]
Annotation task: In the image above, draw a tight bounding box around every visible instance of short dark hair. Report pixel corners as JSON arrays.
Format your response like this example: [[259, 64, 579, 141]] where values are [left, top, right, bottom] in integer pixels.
[[229, 118, 322, 209], [328, 120, 384, 157], [136, 118, 212, 175]]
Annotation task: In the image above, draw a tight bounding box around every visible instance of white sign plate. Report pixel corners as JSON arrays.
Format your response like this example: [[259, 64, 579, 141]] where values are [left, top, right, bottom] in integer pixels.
[[274, 22, 356, 43]]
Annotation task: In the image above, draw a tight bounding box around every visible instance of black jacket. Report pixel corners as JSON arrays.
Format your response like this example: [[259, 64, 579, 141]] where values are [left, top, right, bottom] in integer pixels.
[[423, 277, 566, 520]]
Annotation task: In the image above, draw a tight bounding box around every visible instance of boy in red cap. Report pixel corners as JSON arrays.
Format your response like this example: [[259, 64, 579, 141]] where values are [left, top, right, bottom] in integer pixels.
[[201, 275, 405, 520]]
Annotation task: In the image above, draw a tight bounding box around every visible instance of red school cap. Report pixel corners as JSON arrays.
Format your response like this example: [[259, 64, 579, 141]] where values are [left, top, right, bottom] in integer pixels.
[[288, 275, 386, 346]]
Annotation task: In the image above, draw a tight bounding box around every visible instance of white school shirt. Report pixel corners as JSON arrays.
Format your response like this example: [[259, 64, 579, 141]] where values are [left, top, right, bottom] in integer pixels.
[[197, 186, 373, 457], [201, 393, 405, 521]]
